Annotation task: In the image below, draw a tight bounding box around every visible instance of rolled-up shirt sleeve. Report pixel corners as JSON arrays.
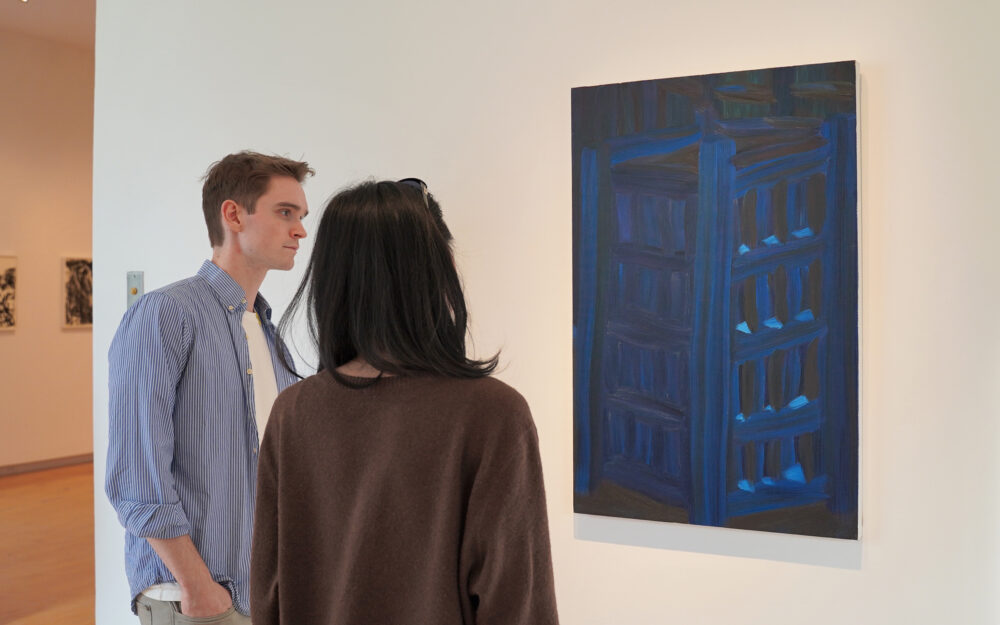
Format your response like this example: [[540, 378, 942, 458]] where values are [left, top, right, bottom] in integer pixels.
[[105, 292, 193, 539]]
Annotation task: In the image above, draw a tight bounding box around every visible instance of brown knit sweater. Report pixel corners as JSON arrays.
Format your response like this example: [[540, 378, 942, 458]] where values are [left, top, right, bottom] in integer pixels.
[[250, 371, 559, 625]]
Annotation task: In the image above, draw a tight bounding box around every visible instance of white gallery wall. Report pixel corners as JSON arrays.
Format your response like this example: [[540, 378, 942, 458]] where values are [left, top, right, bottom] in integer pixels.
[[0, 28, 93, 468], [93, 1, 1000, 623]]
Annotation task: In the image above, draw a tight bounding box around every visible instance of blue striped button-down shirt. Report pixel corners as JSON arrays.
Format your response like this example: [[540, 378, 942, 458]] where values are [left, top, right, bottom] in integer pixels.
[[105, 260, 300, 616]]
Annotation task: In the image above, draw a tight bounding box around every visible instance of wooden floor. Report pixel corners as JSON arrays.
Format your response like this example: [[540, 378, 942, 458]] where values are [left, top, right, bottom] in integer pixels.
[[0, 463, 95, 625]]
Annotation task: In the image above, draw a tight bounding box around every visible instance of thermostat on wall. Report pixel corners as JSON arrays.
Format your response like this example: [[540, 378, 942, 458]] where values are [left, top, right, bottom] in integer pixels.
[[126, 271, 143, 308]]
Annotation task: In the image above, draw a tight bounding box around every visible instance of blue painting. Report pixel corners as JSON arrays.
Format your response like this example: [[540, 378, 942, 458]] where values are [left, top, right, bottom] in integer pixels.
[[572, 61, 859, 539]]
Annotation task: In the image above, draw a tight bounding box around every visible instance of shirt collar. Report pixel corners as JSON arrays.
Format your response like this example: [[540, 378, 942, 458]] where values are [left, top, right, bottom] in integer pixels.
[[197, 260, 273, 321]]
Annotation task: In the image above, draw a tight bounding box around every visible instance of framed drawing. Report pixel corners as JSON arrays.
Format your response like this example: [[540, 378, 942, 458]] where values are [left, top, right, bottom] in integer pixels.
[[572, 61, 859, 538], [0, 256, 15, 331], [63, 257, 93, 328]]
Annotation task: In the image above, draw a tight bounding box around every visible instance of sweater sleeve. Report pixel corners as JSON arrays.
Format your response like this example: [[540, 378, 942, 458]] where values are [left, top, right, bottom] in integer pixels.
[[460, 398, 560, 625], [251, 395, 283, 625]]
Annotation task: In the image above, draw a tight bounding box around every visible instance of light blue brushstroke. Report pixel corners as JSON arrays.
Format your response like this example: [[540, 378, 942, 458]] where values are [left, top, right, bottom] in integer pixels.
[[783, 463, 807, 483], [573, 148, 600, 493], [689, 137, 734, 526], [738, 243, 750, 255], [763, 317, 783, 329], [610, 132, 701, 165], [795, 82, 838, 92], [789, 395, 808, 409], [738, 479, 755, 492], [795, 309, 814, 322], [736, 321, 751, 334], [761, 477, 776, 486], [763, 235, 780, 246], [792, 226, 814, 238], [616, 196, 633, 242], [735, 412, 746, 422]]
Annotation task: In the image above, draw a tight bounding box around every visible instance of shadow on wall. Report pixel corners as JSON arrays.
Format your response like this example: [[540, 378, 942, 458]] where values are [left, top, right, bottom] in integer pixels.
[[574, 513, 862, 569]]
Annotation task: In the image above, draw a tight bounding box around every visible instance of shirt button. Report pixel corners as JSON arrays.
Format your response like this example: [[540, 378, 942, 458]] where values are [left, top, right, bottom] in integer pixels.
[[228, 305, 234, 311], [242, 298, 247, 304], [247, 368, 253, 375]]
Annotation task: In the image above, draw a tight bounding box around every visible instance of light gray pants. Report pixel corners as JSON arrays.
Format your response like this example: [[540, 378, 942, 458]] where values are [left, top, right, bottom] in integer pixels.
[[135, 594, 251, 625]]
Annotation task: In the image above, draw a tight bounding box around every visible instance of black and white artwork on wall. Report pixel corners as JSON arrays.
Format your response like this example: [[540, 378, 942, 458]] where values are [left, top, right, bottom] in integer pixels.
[[0, 256, 15, 331], [63, 257, 92, 328]]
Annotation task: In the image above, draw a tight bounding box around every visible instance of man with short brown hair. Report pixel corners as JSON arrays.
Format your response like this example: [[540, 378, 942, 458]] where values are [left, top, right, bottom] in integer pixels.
[[106, 151, 313, 624]]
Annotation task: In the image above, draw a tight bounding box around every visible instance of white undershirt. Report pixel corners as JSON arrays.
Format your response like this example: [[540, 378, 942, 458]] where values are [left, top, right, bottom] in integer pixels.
[[140, 583, 183, 601], [140, 311, 279, 601], [242, 310, 279, 442]]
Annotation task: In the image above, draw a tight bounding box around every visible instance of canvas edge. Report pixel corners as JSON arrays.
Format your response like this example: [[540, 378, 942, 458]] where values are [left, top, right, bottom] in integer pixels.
[[852, 59, 864, 542], [570, 58, 859, 93]]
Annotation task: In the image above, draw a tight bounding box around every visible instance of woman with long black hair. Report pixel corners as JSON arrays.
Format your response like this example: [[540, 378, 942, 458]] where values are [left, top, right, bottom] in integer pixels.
[[250, 179, 559, 625]]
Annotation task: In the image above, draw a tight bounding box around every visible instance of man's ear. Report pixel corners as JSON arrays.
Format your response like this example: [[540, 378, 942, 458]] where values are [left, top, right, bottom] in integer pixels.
[[220, 199, 244, 235]]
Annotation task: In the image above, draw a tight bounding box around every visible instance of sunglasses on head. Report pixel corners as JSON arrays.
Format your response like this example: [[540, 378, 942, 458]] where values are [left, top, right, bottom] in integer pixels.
[[397, 177, 429, 208]]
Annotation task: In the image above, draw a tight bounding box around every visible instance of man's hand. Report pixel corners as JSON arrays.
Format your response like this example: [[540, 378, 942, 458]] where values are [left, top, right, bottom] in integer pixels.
[[146, 535, 234, 617], [180, 578, 233, 617]]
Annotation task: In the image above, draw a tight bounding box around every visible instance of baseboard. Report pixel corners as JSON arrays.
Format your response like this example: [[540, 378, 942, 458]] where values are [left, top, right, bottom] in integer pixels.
[[0, 453, 93, 477]]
